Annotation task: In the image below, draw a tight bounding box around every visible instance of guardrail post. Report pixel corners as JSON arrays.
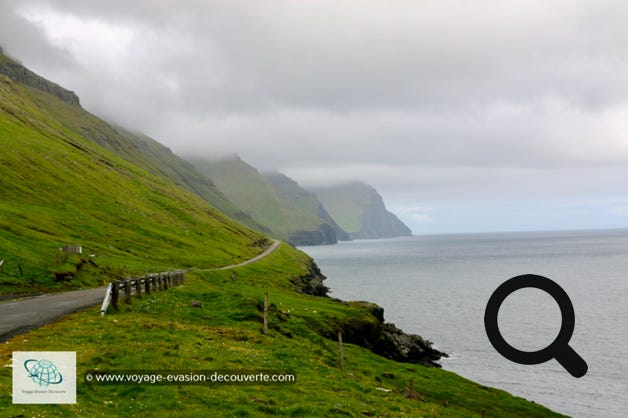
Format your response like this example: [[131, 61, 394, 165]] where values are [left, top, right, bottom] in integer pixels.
[[111, 281, 119, 310], [124, 279, 132, 304]]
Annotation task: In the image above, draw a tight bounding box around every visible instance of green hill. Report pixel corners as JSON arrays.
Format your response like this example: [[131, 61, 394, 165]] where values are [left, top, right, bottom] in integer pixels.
[[0, 51, 266, 293], [311, 182, 412, 239], [192, 156, 347, 245], [0, 59, 267, 235]]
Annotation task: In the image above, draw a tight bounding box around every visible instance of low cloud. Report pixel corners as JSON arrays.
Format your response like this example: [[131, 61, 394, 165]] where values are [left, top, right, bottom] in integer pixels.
[[1, 0, 627, 232]]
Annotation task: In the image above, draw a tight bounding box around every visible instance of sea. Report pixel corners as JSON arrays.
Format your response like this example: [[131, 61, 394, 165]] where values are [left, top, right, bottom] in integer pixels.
[[300, 229, 628, 418]]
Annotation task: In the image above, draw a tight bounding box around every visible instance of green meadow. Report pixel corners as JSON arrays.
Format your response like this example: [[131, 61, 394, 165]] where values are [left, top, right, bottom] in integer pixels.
[[0, 244, 565, 417]]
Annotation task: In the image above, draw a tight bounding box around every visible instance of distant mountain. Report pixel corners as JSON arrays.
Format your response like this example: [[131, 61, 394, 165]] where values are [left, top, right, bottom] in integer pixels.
[[310, 182, 412, 239], [191, 156, 347, 245], [263, 172, 349, 243]]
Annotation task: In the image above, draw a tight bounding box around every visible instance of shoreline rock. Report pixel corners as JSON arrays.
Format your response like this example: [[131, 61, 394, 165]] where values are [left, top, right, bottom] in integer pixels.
[[293, 260, 448, 367]]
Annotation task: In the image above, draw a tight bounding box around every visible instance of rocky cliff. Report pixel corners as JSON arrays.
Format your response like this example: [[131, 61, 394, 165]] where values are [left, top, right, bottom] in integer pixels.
[[0, 49, 80, 106]]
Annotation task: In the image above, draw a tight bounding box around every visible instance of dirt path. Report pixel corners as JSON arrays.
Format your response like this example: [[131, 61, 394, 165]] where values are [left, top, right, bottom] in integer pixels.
[[0, 240, 281, 342]]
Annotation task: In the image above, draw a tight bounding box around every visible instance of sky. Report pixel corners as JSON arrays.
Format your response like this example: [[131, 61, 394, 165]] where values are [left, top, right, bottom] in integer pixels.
[[1, 0, 628, 234]]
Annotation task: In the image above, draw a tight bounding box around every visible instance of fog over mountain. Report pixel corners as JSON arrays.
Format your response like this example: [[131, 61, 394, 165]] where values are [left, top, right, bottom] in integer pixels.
[[2, 0, 628, 233]]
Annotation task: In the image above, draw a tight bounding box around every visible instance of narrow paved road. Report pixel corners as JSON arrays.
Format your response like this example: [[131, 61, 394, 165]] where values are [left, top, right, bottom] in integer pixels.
[[0, 287, 108, 342], [197, 239, 281, 271], [0, 240, 281, 342]]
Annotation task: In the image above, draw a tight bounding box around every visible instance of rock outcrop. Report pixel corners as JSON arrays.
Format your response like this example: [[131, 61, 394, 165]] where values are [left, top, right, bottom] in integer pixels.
[[293, 269, 447, 367], [0, 50, 80, 106], [335, 301, 447, 367], [290, 259, 329, 297]]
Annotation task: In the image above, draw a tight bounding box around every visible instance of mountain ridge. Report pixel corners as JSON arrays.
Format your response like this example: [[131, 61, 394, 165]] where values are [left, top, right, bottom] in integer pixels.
[[191, 156, 344, 245]]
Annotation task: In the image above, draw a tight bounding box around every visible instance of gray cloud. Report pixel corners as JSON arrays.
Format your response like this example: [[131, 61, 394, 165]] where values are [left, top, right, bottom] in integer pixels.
[[2, 0, 628, 232]]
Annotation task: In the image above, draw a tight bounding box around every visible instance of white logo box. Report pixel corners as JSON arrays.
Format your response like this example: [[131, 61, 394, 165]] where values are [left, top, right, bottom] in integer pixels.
[[12, 351, 76, 404]]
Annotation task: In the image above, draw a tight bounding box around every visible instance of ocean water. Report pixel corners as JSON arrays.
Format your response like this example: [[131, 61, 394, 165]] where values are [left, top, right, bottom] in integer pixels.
[[300, 230, 628, 418]]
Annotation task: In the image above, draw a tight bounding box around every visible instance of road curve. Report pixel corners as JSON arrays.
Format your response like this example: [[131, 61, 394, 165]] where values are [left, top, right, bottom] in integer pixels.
[[0, 239, 281, 342], [198, 239, 281, 271]]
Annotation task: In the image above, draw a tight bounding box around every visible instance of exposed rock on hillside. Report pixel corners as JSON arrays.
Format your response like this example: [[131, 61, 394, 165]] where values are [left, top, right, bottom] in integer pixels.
[[0, 51, 80, 106]]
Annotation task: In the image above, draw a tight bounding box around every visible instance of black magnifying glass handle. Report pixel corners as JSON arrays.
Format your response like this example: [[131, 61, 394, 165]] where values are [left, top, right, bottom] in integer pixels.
[[555, 344, 588, 378]]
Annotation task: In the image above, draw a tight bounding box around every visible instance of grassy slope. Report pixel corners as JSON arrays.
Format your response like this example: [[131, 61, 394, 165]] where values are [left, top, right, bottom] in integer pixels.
[[16, 78, 268, 235], [116, 129, 269, 234], [0, 73, 265, 293], [0, 244, 564, 417], [192, 157, 330, 242]]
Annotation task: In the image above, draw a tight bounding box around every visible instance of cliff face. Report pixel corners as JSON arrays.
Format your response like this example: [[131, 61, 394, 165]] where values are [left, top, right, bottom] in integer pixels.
[[0, 50, 80, 106], [311, 182, 412, 239]]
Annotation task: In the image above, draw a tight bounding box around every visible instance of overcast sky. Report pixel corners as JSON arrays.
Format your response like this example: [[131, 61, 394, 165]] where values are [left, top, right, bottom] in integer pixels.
[[2, 0, 628, 233]]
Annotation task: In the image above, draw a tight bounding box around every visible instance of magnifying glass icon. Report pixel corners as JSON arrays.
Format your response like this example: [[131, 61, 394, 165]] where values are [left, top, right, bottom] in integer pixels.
[[484, 274, 588, 378]]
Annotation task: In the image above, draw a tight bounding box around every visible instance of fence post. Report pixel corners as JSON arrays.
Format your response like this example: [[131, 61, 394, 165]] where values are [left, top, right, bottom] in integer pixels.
[[124, 279, 132, 304], [111, 281, 119, 310], [338, 331, 345, 371], [263, 292, 268, 334], [136, 278, 142, 297]]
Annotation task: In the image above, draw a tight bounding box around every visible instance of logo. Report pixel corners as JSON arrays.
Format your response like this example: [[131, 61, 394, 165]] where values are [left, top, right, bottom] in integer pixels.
[[12, 351, 76, 404], [24, 358, 64, 387]]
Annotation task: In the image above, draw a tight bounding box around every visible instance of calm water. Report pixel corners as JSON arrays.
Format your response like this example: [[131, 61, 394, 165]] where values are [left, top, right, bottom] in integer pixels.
[[300, 230, 628, 418]]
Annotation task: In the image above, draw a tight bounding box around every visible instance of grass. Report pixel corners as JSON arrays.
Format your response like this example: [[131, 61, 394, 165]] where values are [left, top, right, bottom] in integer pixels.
[[0, 244, 565, 417]]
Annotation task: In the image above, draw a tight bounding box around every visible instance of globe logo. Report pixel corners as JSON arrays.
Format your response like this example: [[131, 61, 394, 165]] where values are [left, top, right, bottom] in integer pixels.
[[24, 359, 63, 387]]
